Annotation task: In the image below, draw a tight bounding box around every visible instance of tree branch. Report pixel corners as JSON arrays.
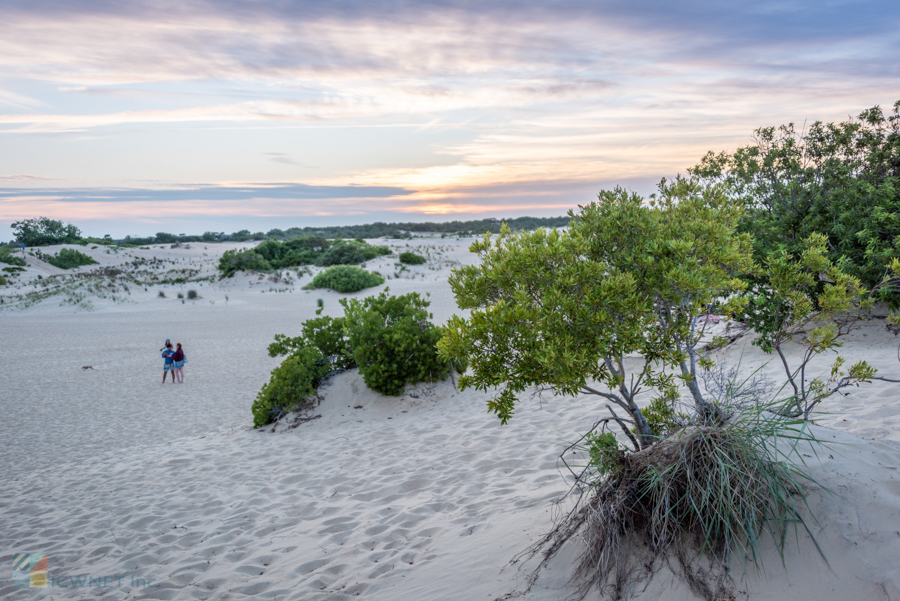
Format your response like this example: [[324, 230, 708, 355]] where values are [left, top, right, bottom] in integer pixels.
[[606, 405, 640, 452], [579, 385, 632, 413]]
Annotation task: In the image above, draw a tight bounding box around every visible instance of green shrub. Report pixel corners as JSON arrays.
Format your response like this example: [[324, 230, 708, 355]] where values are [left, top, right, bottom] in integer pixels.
[[256, 239, 319, 268], [46, 248, 98, 269], [316, 239, 392, 267], [177, 292, 184, 299], [584, 431, 623, 476], [399, 251, 426, 265], [341, 290, 455, 395], [269, 315, 357, 369], [0, 246, 26, 267], [218, 248, 272, 277], [690, 100, 900, 301], [302, 265, 385, 293], [316, 242, 367, 266], [0, 275, 6, 285], [187, 289, 198, 299], [252, 346, 329, 428]]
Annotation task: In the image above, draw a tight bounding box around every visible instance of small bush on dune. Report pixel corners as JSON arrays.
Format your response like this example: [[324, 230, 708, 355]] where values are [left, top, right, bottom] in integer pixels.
[[187, 289, 198, 299], [261, 290, 463, 426], [302, 265, 384, 293], [0, 275, 7, 285], [218, 248, 271, 277], [252, 346, 329, 428], [0, 246, 26, 267], [341, 290, 460, 395], [399, 251, 425, 265], [46, 248, 97, 269]]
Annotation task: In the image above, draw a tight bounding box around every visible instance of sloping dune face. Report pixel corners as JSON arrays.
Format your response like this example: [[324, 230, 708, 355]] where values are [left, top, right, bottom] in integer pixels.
[[3, 238, 900, 601]]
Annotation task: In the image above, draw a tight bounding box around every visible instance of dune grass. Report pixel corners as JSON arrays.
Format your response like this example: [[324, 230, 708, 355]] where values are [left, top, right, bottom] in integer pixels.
[[521, 403, 825, 601]]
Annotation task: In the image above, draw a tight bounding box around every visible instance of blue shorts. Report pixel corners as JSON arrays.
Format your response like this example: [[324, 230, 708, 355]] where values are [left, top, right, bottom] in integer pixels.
[[174, 361, 184, 368], [164, 363, 174, 372]]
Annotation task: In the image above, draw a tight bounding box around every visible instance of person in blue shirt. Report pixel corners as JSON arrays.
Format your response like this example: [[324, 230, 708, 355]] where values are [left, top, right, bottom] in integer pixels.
[[162, 342, 175, 383]]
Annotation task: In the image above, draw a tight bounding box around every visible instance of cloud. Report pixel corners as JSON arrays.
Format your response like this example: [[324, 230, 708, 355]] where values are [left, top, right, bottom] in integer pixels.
[[0, 174, 57, 182], [1, 1, 895, 87], [0, 182, 409, 203], [0, 88, 44, 110], [264, 152, 305, 166]]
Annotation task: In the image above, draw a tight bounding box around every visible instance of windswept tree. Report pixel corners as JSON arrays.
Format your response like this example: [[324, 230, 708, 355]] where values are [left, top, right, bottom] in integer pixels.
[[11, 217, 82, 246], [439, 177, 754, 449]]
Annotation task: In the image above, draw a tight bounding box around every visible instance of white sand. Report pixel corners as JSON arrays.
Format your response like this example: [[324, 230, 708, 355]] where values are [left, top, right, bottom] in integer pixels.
[[3, 238, 900, 600]]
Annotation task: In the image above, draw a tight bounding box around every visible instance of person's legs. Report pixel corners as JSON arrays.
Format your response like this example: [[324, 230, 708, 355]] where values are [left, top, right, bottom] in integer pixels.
[[176, 367, 184, 383], [162, 367, 168, 383]]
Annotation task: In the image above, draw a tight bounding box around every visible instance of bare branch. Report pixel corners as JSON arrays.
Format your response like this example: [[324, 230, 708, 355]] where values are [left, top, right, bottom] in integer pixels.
[[606, 405, 640, 452], [579, 385, 632, 413]]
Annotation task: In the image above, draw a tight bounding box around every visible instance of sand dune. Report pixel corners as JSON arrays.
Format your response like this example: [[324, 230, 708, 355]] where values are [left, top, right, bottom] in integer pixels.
[[3, 238, 900, 600]]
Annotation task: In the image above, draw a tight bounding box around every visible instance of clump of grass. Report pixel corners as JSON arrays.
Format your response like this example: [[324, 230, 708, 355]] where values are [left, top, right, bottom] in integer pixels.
[[521, 403, 824, 601], [177, 292, 184, 299], [158, 291, 166, 298], [187, 289, 198, 299]]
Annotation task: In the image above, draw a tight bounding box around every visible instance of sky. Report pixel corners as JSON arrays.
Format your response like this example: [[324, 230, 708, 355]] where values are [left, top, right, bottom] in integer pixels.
[[0, 1, 898, 238]]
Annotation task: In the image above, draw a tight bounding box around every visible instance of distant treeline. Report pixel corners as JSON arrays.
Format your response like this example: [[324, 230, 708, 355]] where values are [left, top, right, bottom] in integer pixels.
[[262, 216, 572, 240], [5, 215, 572, 247]]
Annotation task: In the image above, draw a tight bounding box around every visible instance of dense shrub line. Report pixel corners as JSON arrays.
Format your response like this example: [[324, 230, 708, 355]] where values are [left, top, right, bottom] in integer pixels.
[[218, 238, 391, 277]]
